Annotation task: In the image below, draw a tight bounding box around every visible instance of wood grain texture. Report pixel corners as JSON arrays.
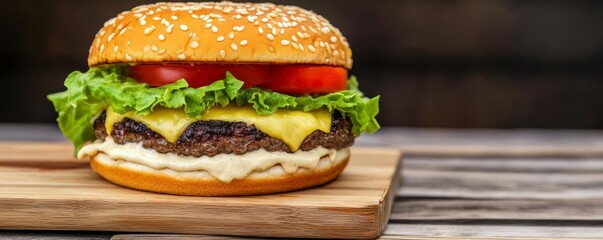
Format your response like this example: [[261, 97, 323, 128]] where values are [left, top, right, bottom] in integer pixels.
[[388, 154, 603, 239], [391, 199, 603, 220], [398, 155, 603, 200], [383, 223, 603, 239], [0, 142, 401, 239], [357, 128, 603, 156]]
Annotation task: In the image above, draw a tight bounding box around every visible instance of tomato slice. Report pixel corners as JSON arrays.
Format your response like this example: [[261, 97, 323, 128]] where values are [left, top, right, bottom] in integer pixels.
[[128, 64, 348, 94], [261, 65, 348, 94], [129, 64, 269, 88]]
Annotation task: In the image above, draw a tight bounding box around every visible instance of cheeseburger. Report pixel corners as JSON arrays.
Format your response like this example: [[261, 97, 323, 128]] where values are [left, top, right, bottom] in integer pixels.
[[48, 2, 380, 196]]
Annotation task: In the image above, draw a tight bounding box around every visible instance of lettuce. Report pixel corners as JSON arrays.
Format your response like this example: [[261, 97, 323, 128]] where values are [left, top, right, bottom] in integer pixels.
[[48, 66, 380, 154]]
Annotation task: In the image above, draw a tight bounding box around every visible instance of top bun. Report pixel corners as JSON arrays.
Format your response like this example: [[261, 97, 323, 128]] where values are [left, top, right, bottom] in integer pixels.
[[88, 2, 352, 69]]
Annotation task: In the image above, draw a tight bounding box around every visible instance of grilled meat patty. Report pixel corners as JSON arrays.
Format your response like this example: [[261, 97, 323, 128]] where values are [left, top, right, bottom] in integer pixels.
[[94, 111, 355, 157]]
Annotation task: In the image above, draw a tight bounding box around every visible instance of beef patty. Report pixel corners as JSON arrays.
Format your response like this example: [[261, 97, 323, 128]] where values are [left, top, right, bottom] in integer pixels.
[[94, 111, 355, 157]]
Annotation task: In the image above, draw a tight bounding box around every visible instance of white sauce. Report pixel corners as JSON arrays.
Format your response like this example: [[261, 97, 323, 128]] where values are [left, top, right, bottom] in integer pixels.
[[78, 138, 349, 183]]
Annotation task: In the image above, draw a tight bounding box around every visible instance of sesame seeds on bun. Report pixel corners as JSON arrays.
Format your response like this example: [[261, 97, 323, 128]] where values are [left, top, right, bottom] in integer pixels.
[[88, 2, 353, 69]]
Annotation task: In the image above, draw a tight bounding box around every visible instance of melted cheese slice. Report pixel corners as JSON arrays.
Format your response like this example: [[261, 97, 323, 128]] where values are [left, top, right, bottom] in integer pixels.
[[105, 105, 331, 151]]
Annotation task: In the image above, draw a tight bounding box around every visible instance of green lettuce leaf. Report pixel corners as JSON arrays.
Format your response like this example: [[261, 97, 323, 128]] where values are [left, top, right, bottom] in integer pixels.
[[48, 66, 380, 154]]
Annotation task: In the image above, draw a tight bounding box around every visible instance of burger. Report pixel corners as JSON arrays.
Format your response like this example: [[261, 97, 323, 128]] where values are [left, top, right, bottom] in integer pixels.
[[48, 2, 380, 196]]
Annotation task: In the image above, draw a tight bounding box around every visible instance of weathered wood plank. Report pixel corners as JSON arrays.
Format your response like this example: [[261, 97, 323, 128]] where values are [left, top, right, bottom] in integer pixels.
[[383, 223, 603, 238], [0, 231, 112, 240], [398, 156, 603, 199], [357, 128, 603, 156], [391, 199, 603, 220]]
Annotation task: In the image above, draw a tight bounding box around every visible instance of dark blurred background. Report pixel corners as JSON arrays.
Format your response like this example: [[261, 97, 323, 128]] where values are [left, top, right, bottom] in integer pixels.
[[2, 0, 603, 128]]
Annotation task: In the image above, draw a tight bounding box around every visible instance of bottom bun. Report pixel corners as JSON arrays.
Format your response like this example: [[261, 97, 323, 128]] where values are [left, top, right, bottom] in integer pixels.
[[89, 149, 350, 196]]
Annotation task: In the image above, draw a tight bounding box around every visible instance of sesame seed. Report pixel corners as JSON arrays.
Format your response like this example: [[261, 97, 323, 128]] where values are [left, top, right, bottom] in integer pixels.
[[292, 42, 298, 49], [319, 41, 325, 47], [231, 43, 238, 51], [119, 28, 127, 35], [171, 15, 178, 20], [211, 25, 219, 33], [266, 33, 275, 40], [107, 33, 116, 42], [144, 26, 155, 35], [280, 29, 284, 35], [333, 50, 339, 56], [291, 35, 298, 42], [267, 23, 273, 29], [246, 15, 255, 22], [158, 34, 165, 40], [299, 44, 304, 51], [140, 20, 147, 26], [296, 31, 304, 38], [180, 24, 188, 31], [205, 23, 212, 28], [190, 41, 199, 48], [157, 49, 166, 55], [240, 39, 248, 46], [261, 17, 268, 22], [126, 53, 133, 61], [229, 32, 234, 39], [167, 24, 174, 33], [277, 22, 283, 28], [267, 45, 275, 52], [280, 39, 290, 45], [330, 36, 337, 43], [291, 21, 297, 27], [127, 41, 131, 46], [308, 45, 316, 52], [258, 27, 264, 34], [151, 45, 158, 51], [219, 49, 226, 58], [271, 28, 277, 35], [153, 16, 161, 21], [178, 53, 186, 60]]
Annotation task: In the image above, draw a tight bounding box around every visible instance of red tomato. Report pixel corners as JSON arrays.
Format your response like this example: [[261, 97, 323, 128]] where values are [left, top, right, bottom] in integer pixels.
[[128, 64, 348, 94], [262, 65, 348, 94], [129, 64, 269, 88]]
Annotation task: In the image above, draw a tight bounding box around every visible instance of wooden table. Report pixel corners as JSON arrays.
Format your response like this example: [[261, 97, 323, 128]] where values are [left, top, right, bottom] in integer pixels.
[[2, 124, 603, 239]]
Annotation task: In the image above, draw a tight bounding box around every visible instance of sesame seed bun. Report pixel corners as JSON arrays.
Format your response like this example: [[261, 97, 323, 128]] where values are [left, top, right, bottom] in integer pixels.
[[88, 2, 352, 68], [89, 148, 350, 196]]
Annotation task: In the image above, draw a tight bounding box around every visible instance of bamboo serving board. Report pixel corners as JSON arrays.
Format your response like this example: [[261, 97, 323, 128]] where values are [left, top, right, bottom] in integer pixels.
[[0, 142, 401, 239]]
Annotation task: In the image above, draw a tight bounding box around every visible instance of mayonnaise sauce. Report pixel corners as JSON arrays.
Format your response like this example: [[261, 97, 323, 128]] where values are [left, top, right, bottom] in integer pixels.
[[78, 138, 349, 183]]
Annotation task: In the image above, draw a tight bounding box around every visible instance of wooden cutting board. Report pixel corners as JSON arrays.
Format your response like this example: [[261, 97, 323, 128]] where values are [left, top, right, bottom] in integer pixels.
[[0, 142, 401, 239]]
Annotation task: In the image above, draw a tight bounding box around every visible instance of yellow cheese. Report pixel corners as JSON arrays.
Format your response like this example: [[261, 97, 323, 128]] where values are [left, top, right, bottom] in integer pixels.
[[105, 105, 331, 151]]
